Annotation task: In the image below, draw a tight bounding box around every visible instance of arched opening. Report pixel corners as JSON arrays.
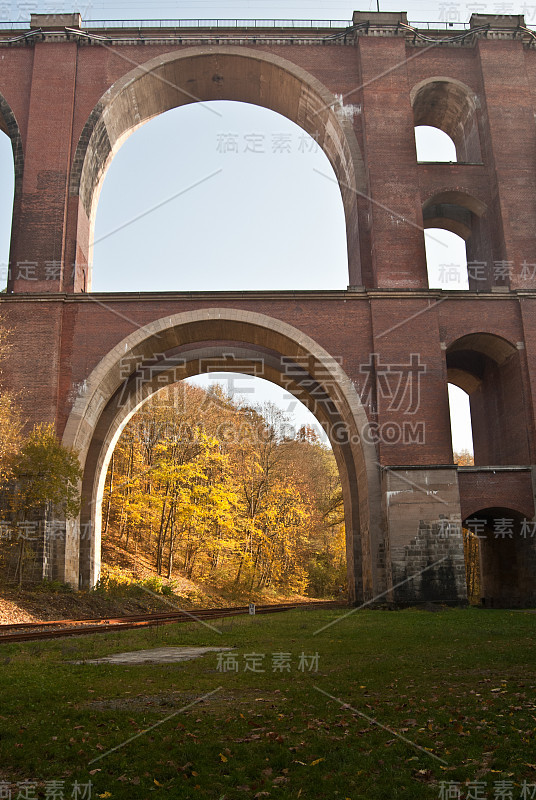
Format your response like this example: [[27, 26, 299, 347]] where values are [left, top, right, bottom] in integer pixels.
[[0, 130, 14, 291], [448, 383, 474, 459], [415, 125, 457, 163], [69, 48, 365, 293], [100, 374, 346, 599], [446, 333, 528, 465], [91, 100, 348, 292], [425, 228, 468, 289], [463, 508, 536, 607], [411, 78, 482, 163], [62, 309, 384, 604], [0, 92, 22, 293], [423, 191, 493, 290]]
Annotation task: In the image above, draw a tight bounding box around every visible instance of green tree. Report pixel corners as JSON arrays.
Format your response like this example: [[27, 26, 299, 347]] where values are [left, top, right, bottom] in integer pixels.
[[11, 423, 82, 519], [0, 393, 22, 490], [0, 326, 83, 585], [8, 423, 82, 585]]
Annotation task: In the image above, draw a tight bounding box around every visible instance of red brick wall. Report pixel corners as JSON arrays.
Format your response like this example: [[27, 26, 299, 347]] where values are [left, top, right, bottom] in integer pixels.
[[0, 30, 534, 294], [2, 292, 534, 475], [458, 469, 535, 521]]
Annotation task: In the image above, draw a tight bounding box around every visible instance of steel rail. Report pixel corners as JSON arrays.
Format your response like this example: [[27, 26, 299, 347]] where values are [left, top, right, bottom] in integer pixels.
[[0, 600, 343, 644]]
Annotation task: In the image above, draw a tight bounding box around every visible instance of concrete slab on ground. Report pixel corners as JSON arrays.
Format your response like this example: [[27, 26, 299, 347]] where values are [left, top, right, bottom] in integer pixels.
[[78, 646, 234, 665]]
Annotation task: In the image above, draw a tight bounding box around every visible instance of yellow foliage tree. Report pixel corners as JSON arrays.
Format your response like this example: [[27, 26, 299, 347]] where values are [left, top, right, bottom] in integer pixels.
[[0, 318, 22, 489], [102, 383, 347, 598]]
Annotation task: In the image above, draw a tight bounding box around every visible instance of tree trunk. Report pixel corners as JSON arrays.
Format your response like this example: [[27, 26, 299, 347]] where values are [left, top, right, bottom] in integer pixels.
[[156, 482, 170, 574], [103, 451, 114, 536], [167, 507, 176, 580]]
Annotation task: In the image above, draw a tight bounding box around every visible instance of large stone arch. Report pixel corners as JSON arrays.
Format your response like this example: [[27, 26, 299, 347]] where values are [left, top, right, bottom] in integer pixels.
[[62, 308, 385, 603], [69, 46, 365, 289]]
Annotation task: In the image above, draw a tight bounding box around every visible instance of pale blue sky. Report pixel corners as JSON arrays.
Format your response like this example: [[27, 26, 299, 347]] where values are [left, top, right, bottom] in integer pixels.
[[91, 101, 348, 292], [5, 0, 529, 27], [0, 0, 491, 452]]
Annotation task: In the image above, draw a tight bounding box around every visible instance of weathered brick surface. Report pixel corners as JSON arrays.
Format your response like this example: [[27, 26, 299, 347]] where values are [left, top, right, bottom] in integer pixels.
[[0, 23, 534, 292], [458, 469, 535, 521]]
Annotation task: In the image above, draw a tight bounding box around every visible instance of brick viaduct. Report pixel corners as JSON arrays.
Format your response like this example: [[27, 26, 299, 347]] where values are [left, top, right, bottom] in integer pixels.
[[1, 10, 536, 605]]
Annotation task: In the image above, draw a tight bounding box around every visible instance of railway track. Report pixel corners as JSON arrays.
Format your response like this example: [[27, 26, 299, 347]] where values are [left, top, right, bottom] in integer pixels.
[[0, 600, 344, 644]]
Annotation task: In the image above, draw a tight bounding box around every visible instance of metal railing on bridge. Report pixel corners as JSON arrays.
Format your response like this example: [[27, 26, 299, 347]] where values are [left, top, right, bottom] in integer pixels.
[[83, 18, 352, 29], [0, 18, 351, 31], [0, 17, 533, 33]]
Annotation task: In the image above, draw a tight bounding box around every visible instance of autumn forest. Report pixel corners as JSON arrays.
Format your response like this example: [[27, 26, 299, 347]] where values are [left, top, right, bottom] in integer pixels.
[[101, 382, 347, 599]]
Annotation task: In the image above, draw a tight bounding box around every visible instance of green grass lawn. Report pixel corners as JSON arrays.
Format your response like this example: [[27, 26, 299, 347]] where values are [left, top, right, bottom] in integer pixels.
[[0, 606, 535, 799]]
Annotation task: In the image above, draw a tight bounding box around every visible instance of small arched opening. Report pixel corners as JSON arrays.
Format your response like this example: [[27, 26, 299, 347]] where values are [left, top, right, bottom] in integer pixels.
[[423, 191, 493, 290], [0, 130, 13, 291], [425, 228, 468, 289], [463, 508, 536, 607], [446, 333, 528, 466], [411, 78, 482, 163], [448, 383, 474, 460], [0, 93, 23, 292], [415, 125, 457, 163]]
